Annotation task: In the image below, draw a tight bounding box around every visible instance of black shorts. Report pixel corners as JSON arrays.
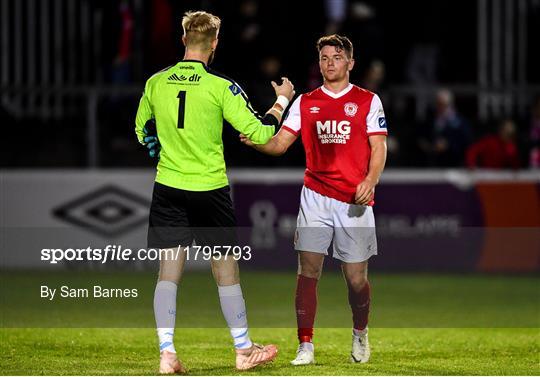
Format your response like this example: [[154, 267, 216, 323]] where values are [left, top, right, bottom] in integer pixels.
[[147, 182, 237, 249]]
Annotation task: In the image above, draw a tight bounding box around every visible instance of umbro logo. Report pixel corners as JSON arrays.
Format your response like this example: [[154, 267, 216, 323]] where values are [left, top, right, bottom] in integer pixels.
[[168, 73, 202, 82], [52, 185, 150, 237], [310, 107, 320, 114]]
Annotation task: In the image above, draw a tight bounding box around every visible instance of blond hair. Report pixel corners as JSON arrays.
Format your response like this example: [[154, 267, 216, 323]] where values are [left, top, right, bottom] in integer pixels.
[[182, 11, 221, 49]]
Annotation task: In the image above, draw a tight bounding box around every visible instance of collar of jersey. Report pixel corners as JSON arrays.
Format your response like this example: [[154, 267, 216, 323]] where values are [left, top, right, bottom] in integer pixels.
[[180, 59, 208, 70], [320, 83, 353, 99]]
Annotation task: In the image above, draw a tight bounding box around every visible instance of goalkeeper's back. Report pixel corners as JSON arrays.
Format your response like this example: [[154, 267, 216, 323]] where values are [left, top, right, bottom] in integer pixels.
[[135, 60, 275, 191], [134, 10, 285, 192]]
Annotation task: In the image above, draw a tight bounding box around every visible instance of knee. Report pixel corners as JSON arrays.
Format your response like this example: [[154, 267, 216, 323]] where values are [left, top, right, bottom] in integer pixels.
[[347, 276, 368, 292], [158, 274, 181, 285], [299, 264, 322, 279], [158, 267, 181, 284], [212, 259, 240, 286]]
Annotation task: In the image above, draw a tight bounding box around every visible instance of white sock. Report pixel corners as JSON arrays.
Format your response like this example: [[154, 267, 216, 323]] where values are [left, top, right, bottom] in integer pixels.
[[353, 327, 368, 338], [218, 284, 253, 350], [300, 342, 314, 352], [154, 280, 177, 353]]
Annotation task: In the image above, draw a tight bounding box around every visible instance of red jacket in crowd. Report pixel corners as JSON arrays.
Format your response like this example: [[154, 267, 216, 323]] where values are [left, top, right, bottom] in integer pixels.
[[466, 135, 520, 169]]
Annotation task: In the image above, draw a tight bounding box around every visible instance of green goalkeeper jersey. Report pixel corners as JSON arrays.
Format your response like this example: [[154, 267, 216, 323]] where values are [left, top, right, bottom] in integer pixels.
[[135, 60, 275, 191]]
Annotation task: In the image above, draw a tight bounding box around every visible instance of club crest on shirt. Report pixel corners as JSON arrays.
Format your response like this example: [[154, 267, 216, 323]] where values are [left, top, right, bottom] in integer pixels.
[[344, 102, 358, 117]]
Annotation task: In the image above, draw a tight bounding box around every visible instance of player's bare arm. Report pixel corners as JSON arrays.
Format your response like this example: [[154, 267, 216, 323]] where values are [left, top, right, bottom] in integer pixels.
[[240, 127, 298, 156], [355, 135, 387, 205]]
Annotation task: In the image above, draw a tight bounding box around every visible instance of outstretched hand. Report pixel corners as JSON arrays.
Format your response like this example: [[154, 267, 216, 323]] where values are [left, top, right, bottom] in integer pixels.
[[271, 77, 295, 101]]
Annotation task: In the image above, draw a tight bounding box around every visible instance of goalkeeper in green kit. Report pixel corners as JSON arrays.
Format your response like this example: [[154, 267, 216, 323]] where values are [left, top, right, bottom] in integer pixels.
[[134, 10, 295, 374]]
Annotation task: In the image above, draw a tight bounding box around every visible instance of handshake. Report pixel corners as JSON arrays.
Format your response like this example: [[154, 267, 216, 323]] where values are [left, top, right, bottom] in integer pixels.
[[241, 77, 295, 147], [141, 78, 295, 159]]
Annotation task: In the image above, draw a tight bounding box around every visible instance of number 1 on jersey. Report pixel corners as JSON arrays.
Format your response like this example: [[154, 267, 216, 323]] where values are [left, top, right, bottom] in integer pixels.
[[177, 91, 186, 129]]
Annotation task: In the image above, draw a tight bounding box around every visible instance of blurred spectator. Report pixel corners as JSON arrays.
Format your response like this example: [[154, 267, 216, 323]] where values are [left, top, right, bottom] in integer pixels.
[[111, 0, 134, 84], [246, 56, 283, 110], [406, 44, 438, 85], [238, 0, 261, 44], [307, 63, 323, 91], [225, 0, 264, 77], [466, 119, 520, 169], [148, 0, 175, 72], [98, 0, 135, 82], [361, 59, 385, 92], [342, 1, 383, 83], [418, 89, 471, 166], [324, 0, 348, 35], [358, 60, 403, 163], [529, 96, 540, 168]]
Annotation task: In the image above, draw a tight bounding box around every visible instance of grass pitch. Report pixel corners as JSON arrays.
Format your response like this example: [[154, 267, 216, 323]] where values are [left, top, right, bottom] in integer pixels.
[[1, 270, 539, 375], [2, 328, 538, 375]]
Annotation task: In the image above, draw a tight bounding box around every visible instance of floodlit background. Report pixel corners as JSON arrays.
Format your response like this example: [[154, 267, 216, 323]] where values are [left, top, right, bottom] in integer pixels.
[[1, 0, 539, 168], [0, 0, 539, 375]]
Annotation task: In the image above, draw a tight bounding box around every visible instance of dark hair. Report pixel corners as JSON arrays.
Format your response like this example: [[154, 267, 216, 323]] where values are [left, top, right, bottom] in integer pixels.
[[316, 34, 353, 59]]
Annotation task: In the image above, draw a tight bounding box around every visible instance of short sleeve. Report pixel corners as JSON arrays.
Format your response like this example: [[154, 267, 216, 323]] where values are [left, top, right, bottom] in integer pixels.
[[366, 94, 388, 135], [281, 95, 302, 136]]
